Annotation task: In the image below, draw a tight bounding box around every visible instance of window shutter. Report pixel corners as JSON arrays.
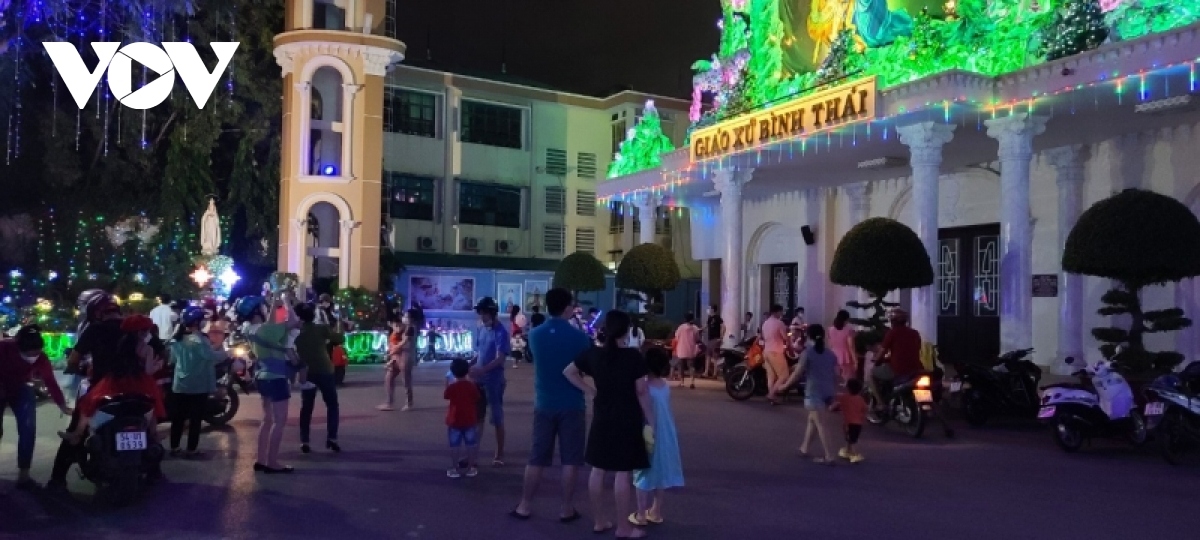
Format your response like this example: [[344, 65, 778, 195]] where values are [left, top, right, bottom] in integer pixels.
[[543, 224, 566, 255], [575, 227, 596, 255], [577, 152, 597, 179], [545, 148, 568, 176], [545, 186, 565, 215], [575, 190, 596, 217]]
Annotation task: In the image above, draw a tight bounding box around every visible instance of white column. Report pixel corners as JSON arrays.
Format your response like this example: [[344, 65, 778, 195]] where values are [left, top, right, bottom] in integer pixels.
[[986, 113, 1048, 352], [700, 261, 713, 318], [1046, 145, 1085, 373], [339, 219, 361, 289], [844, 182, 871, 306], [341, 83, 363, 179], [632, 192, 661, 246], [898, 122, 956, 342], [620, 202, 636, 253], [716, 168, 753, 346]]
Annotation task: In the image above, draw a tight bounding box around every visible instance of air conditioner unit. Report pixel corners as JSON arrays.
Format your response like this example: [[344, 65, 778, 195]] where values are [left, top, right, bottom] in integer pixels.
[[495, 239, 513, 254], [416, 236, 436, 251], [462, 237, 481, 252]]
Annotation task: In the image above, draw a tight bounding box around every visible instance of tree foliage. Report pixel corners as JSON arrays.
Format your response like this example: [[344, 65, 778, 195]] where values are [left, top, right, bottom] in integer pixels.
[[607, 101, 675, 178], [832, 218, 932, 340], [554, 251, 608, 294], [616, 243, 681, 297], [1064, 189, 1200, 373]]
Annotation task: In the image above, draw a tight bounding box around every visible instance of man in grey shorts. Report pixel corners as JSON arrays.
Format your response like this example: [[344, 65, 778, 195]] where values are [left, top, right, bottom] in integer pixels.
[[511, 288, 593, 522]]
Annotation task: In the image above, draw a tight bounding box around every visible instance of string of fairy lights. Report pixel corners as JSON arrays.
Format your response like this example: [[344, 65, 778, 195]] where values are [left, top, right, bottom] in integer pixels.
[[599, 56, 1200, 208]]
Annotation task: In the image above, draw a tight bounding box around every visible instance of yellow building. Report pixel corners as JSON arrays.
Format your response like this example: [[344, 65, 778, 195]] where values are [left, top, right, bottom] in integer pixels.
[[273, 0, 405, 290]]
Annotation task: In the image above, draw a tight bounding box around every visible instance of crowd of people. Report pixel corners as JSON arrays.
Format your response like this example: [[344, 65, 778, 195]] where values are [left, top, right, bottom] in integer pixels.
[[0, 280, 931, 538]]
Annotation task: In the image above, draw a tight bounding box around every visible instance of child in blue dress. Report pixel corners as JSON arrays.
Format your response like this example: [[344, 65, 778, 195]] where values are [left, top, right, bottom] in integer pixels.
[[630, 347, 684, 526]]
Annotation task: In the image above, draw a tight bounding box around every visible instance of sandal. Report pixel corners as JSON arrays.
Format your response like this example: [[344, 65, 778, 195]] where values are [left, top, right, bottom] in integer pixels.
[[492, 458, 505, 467], [628, 513, 648, 526], [592, 522, 613, 534], [508, 507, 531, 520]]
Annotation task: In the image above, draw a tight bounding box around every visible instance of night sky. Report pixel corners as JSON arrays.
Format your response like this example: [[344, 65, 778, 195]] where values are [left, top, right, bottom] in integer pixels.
[[394, 0, 722, 98]]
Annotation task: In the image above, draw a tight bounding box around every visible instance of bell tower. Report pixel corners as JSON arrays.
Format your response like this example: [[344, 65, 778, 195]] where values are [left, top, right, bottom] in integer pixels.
[[274, 0, 405, 290]]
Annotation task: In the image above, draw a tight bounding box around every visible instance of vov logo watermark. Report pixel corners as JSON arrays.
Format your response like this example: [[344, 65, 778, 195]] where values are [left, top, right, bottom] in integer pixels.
[[43, 42, 240, 110]]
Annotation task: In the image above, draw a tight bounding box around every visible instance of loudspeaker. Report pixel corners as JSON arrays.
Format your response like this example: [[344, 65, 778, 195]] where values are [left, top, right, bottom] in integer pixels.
[[801, 225, 816, 246]]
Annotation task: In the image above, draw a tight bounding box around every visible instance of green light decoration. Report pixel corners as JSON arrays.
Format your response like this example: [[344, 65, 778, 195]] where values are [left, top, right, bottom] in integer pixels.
[[43, 333, 76, 362], [343, 331, 388, 363], [1043, 0, 1109, 60], [607, 101, 676, 178], [1106, 0, 1200, 41]]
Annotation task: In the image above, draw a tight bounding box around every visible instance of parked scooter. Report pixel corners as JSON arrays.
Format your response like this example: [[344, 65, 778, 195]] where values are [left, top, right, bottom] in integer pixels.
[[949, 348, 1042, 426], [722, 337, 803, 401], [158, 359, 240, 427], [80, 394, 165, 507], [1038, 356, 1147, 453], [226, 336, 257, 395], [1143, 362, 1200, 465]]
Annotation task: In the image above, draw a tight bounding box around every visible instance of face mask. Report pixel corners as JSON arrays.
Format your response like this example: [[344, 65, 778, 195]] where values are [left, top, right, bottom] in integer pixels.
[[402, 316, 411, 324], [21, 353, 40, 364]]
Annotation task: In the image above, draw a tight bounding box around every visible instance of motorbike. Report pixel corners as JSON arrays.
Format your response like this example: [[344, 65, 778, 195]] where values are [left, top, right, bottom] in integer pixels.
[[722, 336, 803, 401], [1143, 362, 1200, 465], [1038, 357, 1147, 453], [949, 348, 1042, 426], [80, 393, 165, 507], [866, 367, 952, 438], [225, 337, 257, 395], [158, 358, 240, 427]]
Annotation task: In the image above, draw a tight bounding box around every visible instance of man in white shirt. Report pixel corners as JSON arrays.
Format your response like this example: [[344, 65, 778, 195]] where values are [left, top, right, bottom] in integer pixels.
[[149, 294, 176, 341]]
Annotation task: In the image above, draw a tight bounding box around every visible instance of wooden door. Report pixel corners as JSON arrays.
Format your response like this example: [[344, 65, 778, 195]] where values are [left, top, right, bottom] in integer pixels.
[[936, 225, 1001, 365]]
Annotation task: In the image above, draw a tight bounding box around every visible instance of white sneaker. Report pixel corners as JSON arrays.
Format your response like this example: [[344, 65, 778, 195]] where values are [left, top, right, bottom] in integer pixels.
[[300, 382, 317, 390], [446, 468, 462, 478]]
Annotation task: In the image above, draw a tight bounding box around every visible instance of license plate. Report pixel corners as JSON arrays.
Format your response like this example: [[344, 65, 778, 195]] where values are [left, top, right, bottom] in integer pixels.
[[913, 389, 933, 403], [1145, 402, 1165, 416], [1038, 406, 1056, 419], [115, 431, 147, 451], [950, 381, 963, 392]]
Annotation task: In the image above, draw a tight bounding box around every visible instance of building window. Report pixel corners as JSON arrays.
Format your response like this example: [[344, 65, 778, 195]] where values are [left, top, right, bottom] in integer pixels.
[[384, 173, 436, 221], [312, 0, 345, 30], [459, 181, 522, 228], [544, 224, 566, 255], [461, 100, 523, 149], [576, 190, 596, 217], [576, 227, 596, 255], [655, 207, 672, 235], [545, 148, 567, 176], [384, 0, 398, 38], [384, 87, 437, 138], [608, 201, 625, 234], [545, 186, 565, 215], [611, 120, 627, 155], [577, 152, 597, 179]]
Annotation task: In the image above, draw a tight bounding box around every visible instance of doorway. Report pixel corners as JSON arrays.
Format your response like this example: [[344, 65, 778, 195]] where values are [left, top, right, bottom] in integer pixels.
[[768, 263, 797, 315], [936, 224, 1001, 365]]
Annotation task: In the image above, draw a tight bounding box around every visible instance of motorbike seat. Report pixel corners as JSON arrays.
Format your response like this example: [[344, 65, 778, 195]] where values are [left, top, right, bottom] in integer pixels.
[[1040, 383, 1087, 392], [96, 394, 155, 417]]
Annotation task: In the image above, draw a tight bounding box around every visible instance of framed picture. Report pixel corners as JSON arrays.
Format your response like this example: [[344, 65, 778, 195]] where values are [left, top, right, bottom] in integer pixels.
[[409, 276, 475, 311], [496, 282, 523, 316], [524, 280, 548, 314]]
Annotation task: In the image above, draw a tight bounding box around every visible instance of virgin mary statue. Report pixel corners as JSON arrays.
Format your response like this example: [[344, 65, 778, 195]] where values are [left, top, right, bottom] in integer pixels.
[[200, 198, 221, 256]]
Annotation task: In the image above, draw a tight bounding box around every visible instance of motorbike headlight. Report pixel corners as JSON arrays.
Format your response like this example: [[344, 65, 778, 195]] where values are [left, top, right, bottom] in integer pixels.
[[916, 375, 931, 388]]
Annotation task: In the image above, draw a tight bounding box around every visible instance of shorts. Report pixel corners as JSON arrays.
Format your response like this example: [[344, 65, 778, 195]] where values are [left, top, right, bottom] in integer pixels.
[[475, 380, 506, 427], [257, 377, 291, 402], [846, 424, 862, 444], [529, 409, 586, 467], [448, 425, 480, 447]]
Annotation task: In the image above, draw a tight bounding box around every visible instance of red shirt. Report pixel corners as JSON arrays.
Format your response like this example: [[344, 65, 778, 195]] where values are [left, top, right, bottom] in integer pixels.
[[331, 345, 348, 368], [0, 340, 66, 407], [837, 393, 868, 426], [78, 374, 166, 420], [444, 380, 480, 429], [881, 325, 924, 379]]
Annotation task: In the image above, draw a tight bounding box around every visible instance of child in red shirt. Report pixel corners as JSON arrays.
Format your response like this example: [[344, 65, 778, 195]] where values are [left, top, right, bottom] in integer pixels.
[[331, 344, 348, 386], [443, 358, 480, 478], [831, 378, 868, 463]]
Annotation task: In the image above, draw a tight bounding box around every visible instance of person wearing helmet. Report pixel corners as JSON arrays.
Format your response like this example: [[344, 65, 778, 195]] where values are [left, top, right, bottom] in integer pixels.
[[870, 309, 923, 410], [1, 325, 71, 490], [168, 307, 225, 458], [46, 291, 124, 492], [470, 297, 511, 466]]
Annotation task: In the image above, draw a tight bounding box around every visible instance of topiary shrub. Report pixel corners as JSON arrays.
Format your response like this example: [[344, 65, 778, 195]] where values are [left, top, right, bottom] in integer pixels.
[[554, 251, 608, 298], [831, 218, 934, 348], [616, 243, 681, 307], [1063, 189, 1200, 374]]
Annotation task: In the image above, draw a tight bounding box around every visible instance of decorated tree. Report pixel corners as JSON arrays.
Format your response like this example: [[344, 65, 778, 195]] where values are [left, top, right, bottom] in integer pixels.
[[830, 218, 934, 344], [1063, 189, 1200, 374], [607, 101, 675, 178], [1043, 0, 1109, 60], [616, 243, 681, 314], [1106, 0, 1200, 41], [553, 251, 608, 298]]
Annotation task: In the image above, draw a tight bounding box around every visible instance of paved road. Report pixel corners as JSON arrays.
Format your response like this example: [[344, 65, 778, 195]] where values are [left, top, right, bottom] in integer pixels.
[[2, 364, 1196, 539]]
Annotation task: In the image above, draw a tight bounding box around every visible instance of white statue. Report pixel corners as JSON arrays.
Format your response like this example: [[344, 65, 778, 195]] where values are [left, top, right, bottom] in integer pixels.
[[200, 198, 221, 256]]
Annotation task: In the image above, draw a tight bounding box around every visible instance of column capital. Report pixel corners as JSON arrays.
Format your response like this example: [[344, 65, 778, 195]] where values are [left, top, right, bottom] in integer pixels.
[[629, 192, 663, 212], [713, 168, 754, 196], [844, 182, 871, 217], [342, 83, 365, 95], [293, 81, 311, 94], [897, 122, 956, 165], [985, 113, 1048, 159], [1046, 144, 1087, 186], [340, 219, 362, 231]]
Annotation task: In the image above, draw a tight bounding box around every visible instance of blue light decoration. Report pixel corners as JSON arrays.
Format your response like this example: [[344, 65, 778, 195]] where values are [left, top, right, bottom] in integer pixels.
[[321, 164, 339, 176]]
